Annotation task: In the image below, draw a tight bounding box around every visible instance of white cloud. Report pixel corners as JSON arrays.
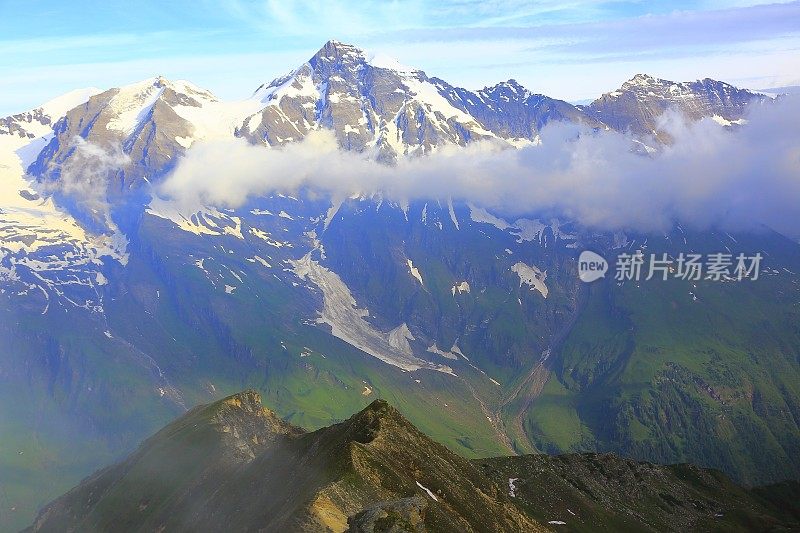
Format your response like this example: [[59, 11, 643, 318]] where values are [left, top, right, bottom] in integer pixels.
[[41, 136, 130, 219], [157, 96, 800, 237]]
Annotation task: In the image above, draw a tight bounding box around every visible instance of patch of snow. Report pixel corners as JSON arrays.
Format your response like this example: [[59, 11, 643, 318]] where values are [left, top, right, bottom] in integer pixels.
[[250, 255, 272, 268], [367, 53, 417, 74], [290, 253, 453, 374], [468, 207, 576, 247], [415, 481, 439, 501], [249, 227, 291, 247], [426, 343, 459, 360], [512, 262, 548, 298], [324, 199, 342, 230], [450, 344, 469, 360], [388, 323, 416, 354], [174, 136, 193, 148], [407, 259, 424, 285], [106, 78, 166, 135], [511, 218, 547, 242], [710, 115, 747, 127], [508, 478, 518, 498], [447, 198, 460, 229], [35, 87, 100, 120], [451, 281, 470, 296], [173, 95, 266, 143], [147, 196, 243, 238], [401, 75, 497, 139], [468, 204, 511, 230]]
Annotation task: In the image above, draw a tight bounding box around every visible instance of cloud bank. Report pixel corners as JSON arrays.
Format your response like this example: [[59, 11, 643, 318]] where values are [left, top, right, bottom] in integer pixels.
[[43, 136, 130, 220], [158, 96, 800, 236]]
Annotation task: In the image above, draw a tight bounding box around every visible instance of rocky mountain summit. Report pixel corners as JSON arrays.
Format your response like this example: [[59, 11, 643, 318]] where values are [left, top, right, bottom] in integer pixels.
[[585, 73, 764, 140], [238, 40, 602, 158]]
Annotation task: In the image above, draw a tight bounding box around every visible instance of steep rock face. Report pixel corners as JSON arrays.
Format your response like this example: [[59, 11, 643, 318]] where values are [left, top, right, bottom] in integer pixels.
[[27, 391, 303, 533], [457, 79, 604, 139], [585, 74, 764, 139]]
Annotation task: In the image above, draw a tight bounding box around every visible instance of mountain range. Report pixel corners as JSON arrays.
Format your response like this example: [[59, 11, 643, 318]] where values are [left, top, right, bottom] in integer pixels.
[[1, 40, 797, 532]]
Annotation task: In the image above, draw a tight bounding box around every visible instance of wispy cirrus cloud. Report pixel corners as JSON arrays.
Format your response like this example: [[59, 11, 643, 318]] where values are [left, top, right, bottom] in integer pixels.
[[1, 1, 799, 114]]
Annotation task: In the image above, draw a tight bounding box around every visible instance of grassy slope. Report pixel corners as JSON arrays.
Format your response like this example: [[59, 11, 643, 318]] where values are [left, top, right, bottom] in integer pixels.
[[523, 231, 800, 485]]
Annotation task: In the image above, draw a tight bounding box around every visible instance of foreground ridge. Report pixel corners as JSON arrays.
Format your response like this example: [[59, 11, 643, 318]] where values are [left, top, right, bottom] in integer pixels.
[[28, 391, 799, 532]]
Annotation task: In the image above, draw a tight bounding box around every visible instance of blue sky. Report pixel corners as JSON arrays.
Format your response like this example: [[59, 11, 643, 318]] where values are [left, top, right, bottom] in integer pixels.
[[2, 0, 799, 114]]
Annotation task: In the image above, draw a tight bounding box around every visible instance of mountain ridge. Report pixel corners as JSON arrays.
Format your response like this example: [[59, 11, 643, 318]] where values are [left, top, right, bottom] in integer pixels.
[[28, 390, 543, 532], [17, 40, 771, 193], [584, 72, 764, 140], [27, 390, 800, 532]]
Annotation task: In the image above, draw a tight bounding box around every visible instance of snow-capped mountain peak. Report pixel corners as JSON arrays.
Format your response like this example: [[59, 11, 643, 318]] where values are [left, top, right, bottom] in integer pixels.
[[26, 75, 267, 190], [104, 77, 169, 135], [479, 79, 533, 102], [624, 73, 660, 87], [311, 39, 366, 62], [239, 40, 535, 157]]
